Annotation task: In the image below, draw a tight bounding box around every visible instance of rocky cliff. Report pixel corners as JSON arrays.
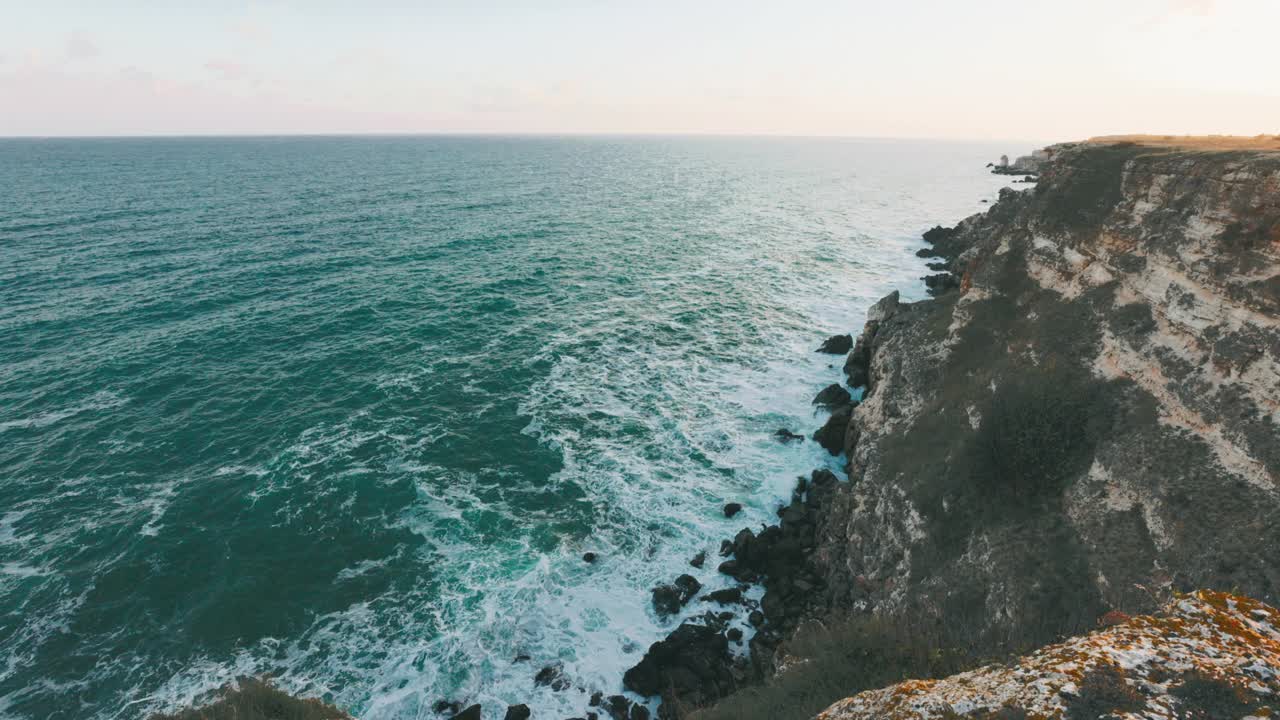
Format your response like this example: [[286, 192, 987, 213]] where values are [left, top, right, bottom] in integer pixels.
[[652, 141, 1280, 719], [819, 141, 1279, 644]]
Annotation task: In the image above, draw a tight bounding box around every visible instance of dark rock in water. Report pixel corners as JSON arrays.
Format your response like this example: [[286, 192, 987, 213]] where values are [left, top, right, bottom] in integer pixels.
[[981, 198, 989, 203], [922, 225, 957, 245], [816, 333, 853, 354], [723, 502, 743, 518], [773, 428, 805, 443], [590, 692, 602, 706], [717, 559, 740, 577], [702, 586, 745, 605], [623, 621, 735, 708], [582, 552, 597, 563], [652, 574, 703, 616], [504, 704, 531, 720], [535, 664, 570, 691], [602, 695, 650, 720], [812, 383, 852, 409], [813, 404, 853, 455], [923, 272, 960, 296], [435, 700, 463, 715], [844, 328, 875, 389], [513, 653, 531, 663], [926, 261, 948, 271], [690, 551, 706, 569], [450, 706, 481, 720], [748, 610, 764, 626], [727, 627, 744, 642], [719, 539, 733, 556]]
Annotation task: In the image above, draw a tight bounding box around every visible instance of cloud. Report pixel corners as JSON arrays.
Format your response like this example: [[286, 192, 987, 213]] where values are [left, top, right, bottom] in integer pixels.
[[204, 59, 258, 83], [65, 32, 100, 60], [1169, 0, 1216, 13], [230, 19, 271, 45]]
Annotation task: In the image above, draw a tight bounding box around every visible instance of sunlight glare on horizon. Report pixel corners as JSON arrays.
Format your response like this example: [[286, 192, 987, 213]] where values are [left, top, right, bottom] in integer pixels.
[[1, 0, 1277, 139]]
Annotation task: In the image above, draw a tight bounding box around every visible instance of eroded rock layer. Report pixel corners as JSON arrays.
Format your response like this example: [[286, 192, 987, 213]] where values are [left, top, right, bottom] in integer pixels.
[[814, 142, 1280, 660]]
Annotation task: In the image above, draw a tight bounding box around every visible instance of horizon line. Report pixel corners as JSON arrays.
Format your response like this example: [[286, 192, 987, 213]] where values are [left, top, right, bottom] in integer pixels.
[[0, 130, 1055, 144]]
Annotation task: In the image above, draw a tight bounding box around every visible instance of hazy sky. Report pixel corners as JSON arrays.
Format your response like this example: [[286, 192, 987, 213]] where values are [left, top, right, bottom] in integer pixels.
[[2, 0, 1278, 139]]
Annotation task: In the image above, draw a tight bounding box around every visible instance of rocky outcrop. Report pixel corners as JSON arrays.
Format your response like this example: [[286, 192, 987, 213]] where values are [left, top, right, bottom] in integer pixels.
[[816, 590, 1280, 720], [815, 143, 1280, 658], [992, 148, 1055, 176], [673, 142, 1280, 719]]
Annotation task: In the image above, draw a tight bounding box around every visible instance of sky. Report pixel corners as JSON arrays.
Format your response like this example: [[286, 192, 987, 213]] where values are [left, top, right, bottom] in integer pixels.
[[2, 0, 1278, 140]]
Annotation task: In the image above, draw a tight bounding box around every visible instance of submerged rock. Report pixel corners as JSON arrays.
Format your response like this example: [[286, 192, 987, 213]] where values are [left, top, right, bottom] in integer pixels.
[[435, 700, 463, 715], [773, 428, 805, 443], [534, 664, 570, 691]]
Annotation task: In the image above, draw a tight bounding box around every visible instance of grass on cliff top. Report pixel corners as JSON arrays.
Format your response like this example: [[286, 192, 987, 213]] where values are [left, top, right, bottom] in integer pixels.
[[147, 678, 351, 720], [1087, 134, 1280, 151], [688, 614, 984, 720]]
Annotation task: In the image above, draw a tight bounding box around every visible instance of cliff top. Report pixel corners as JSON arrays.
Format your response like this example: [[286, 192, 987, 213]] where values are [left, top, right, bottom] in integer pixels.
[[815, 590, 1280, 720], [1086, 134, 1280, 152]]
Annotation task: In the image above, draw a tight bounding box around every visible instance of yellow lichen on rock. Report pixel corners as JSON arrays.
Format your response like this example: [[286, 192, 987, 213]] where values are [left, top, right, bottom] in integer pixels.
[[815, 590, 1280, 720]]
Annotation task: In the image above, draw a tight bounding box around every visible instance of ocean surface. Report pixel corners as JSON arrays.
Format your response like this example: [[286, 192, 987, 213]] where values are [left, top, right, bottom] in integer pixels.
[[0, 136, 1024, 720]]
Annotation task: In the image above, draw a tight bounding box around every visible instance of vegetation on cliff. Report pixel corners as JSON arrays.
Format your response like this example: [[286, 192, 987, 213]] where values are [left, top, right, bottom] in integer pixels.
[[814, 590, 1280, 720]]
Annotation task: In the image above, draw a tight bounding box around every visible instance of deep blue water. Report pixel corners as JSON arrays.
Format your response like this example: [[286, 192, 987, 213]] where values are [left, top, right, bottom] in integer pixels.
[[0, 136, 1021, 719]]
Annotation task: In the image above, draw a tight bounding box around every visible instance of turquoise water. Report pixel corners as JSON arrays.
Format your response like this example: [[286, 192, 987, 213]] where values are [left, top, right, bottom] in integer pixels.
[[0, 136, 1018, 719]]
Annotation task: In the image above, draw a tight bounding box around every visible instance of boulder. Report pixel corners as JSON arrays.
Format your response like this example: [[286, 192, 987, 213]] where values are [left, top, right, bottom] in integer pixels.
[[816, 333, 854, 354], [689, 551, 706, 569], [582, 552, 597, 563], [811, 383, 852, 409], [504, 705, 531, 720], [701, 586, 745, 605], [622, 620, 735, 710], [813, 405, 853, 455], [603, 695, 650, 720], [449, 706, 481, 720], [723, 502, 743, 518], [653, 574, 703, 616], [773, 428, 805, 443], [923, 272, 959, 295]]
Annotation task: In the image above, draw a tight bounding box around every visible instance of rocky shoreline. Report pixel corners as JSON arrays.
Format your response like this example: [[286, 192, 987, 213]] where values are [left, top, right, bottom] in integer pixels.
[[154, 140, 1280, 720], [617, 139, 1280, 719]]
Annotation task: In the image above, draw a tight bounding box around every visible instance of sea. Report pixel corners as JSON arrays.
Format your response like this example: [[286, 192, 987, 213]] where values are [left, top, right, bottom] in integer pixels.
[[0, 136, 1027, 720]]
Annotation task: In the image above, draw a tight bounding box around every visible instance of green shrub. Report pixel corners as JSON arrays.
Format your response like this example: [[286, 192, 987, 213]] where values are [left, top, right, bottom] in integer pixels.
[[689, 615, 980, 720], [1064, 663, 1145, 720], [968, 367, 1097, 508], [1171, 670, 1261, 720], [147, 678, 350, 720]]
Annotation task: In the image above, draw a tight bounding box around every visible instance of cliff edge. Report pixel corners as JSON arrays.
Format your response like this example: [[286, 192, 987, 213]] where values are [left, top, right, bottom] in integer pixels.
[[816, 590, 1280, 720], [679, 140, 1280, 719]]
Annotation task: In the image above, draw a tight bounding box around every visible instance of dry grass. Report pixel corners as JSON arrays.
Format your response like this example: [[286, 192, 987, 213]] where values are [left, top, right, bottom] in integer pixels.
[[147, 678, 351, 720], [1086, 134, 1280, 151]]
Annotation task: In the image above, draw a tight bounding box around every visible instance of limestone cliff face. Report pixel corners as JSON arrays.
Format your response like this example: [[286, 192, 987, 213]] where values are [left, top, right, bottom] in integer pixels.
[[817, 590, 1280, 720], [817, 143, 1280, 656]]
